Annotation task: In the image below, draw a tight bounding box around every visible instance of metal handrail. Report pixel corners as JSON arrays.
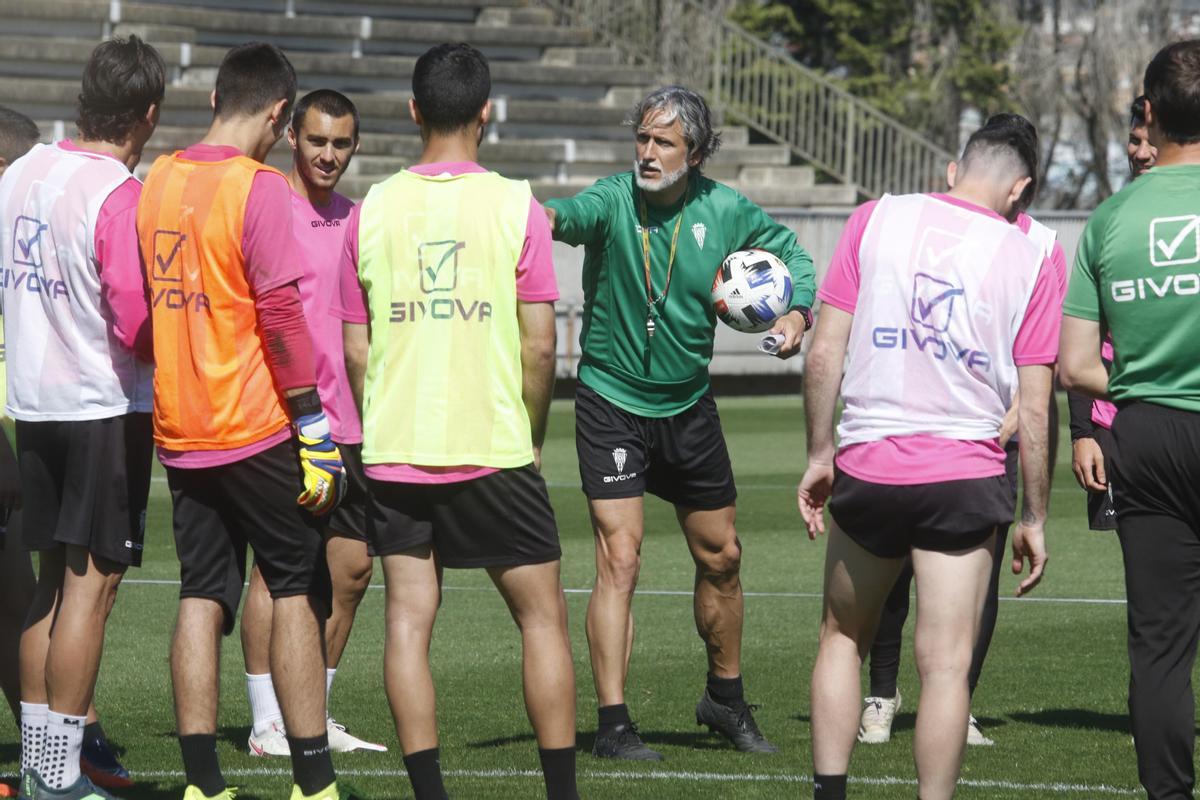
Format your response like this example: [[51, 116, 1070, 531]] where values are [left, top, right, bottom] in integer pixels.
[[534, 0, 955, 198]]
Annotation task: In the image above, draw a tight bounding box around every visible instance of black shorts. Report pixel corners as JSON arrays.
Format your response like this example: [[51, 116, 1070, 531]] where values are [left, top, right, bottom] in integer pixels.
[[574, 383, 737, 510], [326, 442, 368, 542], [829, 466, 1014, 559], [168, 439, 330, 634], [1085, 426, 1118, 531], [1110, 402, 1200, 527], [366, 464, 561, 568], [16, 414, 153, 567]]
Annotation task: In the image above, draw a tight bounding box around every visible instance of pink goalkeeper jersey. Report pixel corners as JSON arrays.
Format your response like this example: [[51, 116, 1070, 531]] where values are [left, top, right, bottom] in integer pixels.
[[292, 189, 361, 444], [333, 160, 559, 483], [818, 193, 1061, 485]]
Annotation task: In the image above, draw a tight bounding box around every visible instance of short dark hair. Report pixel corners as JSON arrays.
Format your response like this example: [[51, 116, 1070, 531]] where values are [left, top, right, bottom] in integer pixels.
[[214, 42, 297, 120], [1130, 94, 1148, 128], [0, 106, 39, 164], [412, 43, 491, 134], [1144, 40, 1200, 145], [77, 35, 165, 143], [291, 89, 359, 140], [975, 112, 1039, 209]]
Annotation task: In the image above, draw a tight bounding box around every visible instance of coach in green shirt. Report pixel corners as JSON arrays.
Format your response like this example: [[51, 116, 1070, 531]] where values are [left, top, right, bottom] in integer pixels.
[[1059, 40, 1200, 800], [546, 85, 815, 761]]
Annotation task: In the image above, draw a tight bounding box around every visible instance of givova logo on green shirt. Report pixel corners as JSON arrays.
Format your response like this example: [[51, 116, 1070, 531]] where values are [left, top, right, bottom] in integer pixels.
[[1111, 215, 1200, 303], [389, 239, 493, 323], [1150, 215, 1200, 267]]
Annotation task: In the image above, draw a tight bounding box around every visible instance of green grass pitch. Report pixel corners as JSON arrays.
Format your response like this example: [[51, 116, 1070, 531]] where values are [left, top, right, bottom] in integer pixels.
[[1, 394, 1147, 798]]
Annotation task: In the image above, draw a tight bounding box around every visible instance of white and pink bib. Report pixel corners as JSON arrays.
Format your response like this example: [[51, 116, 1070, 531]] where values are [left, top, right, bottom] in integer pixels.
[[0, 143, 151, 421], [837, 193, 1045, 447]]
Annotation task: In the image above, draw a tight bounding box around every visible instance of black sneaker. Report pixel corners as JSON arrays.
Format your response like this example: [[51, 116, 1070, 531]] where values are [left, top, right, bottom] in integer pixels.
[[590, 722, 663, 761], [695, 689, 778, 753]]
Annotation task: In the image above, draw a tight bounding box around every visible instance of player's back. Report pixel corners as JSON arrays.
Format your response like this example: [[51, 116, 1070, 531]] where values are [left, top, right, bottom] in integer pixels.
[[136, 150, 289, 450], [355, 167, 534, 468], [0, 142, 147, 420], [1074, 166, 1200, 411], [838, 192, 1046, 446]]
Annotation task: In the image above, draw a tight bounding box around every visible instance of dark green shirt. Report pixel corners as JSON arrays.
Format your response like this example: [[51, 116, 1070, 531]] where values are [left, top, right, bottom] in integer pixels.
[[1064, 164, 1200, 412], [547, 171, 815, 417]]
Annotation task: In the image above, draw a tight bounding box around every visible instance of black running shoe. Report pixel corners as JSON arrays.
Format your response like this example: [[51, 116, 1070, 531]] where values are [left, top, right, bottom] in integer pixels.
[[695, 689, 778, 753], [590, 722, 663, 761]]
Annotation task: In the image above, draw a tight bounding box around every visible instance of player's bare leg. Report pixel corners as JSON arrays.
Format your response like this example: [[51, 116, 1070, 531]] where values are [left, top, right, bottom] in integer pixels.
[[172, 598, 225, 736], [681, 504, 775, 752], [585, 496, 645, 707], [241, 566, 288, 756], [489, 561, 575, 746], [325, 534, 373, 667], [45, 546, 124, 715], [811, 523, 907, 777], [382, 546, 447, 799], [910, 534, 994, 800], [678, 505, 742, 678], [269, 595, 328, 739], [382, 546, 442, 754], [489, 560, 578, 798]]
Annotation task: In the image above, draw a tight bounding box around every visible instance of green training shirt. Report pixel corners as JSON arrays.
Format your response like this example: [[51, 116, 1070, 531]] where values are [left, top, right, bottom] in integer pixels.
[[547, 171, 815, 417], [1064, 164, 1200, 413]]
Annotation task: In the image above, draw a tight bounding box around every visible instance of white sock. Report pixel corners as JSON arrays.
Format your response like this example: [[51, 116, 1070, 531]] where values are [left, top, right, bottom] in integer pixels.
[[41, 711, 84, 789], [325, 668, 336, 710], [245, 673, 283, 737], [19, 702, 48, 776]]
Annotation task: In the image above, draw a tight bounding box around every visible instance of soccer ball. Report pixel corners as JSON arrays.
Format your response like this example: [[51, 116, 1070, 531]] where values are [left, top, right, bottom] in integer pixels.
[[711, 249, 793, 333]]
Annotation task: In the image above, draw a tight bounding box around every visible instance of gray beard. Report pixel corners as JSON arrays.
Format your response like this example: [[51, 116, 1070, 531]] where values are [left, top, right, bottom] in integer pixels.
[[634, 160, 689, 193]]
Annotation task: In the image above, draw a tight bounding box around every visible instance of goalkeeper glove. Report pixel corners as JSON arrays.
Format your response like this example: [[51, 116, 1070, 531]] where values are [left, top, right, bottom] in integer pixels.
[[294, 410, 346, 515]]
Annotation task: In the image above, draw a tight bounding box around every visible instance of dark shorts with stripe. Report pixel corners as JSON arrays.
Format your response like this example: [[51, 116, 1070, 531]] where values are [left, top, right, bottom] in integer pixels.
[[168, 439, 330, 634], [326, 442, 368, 542], [366, 464, 561, 568], [574, 383, 737, 510], [16, 413, 153, 567], [830, 462, 1014, 559]]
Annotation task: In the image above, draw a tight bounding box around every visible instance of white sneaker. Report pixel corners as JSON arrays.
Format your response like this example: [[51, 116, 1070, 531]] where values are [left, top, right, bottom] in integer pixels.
[[857, 691, 900, 744], [327, 718, 388, 752], [967, 715, 994, 746], [248, 720, 290, 756]]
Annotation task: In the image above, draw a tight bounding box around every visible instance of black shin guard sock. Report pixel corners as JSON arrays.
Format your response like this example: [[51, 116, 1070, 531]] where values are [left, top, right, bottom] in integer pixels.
[[814, 774, 847, 800], [596, 704, 631, 732], [286, 733, 335, 797], [706, 673, 745, 705], [538, 747, 579, 800], [403, 748, 448, 800], [179, 734, 225, 797]]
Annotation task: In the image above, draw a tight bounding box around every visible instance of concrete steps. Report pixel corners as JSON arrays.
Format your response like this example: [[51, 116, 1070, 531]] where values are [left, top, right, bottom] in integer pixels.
[[0, 0, 860, 213]]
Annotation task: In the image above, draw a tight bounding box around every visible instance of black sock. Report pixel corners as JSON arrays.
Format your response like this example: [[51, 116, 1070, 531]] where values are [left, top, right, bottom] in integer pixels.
[[286, 733, 335, 797], [538, 747, 579, 800], [179, 734, 224, 797], [403, 747, 448, 800], [597, 704, 631, 732], [814, 774, 847, 800], [706, 673, 745, 705]]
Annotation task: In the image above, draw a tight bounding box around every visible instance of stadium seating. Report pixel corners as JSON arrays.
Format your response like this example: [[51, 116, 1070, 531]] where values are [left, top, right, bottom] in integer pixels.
[[0, 0, 856, 208]]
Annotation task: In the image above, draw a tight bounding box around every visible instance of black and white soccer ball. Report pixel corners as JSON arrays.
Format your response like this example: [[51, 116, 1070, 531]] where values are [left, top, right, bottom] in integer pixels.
[[711, 249, 793, 333]]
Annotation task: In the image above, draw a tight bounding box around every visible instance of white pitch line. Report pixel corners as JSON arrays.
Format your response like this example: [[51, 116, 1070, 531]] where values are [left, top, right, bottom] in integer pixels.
[[119, 577, 1127, 605], [49, 767, 1139, 795]]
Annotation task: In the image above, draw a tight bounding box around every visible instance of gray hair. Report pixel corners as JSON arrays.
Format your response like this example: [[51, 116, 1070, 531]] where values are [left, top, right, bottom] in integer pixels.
[[626, 85, 722, 169]]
